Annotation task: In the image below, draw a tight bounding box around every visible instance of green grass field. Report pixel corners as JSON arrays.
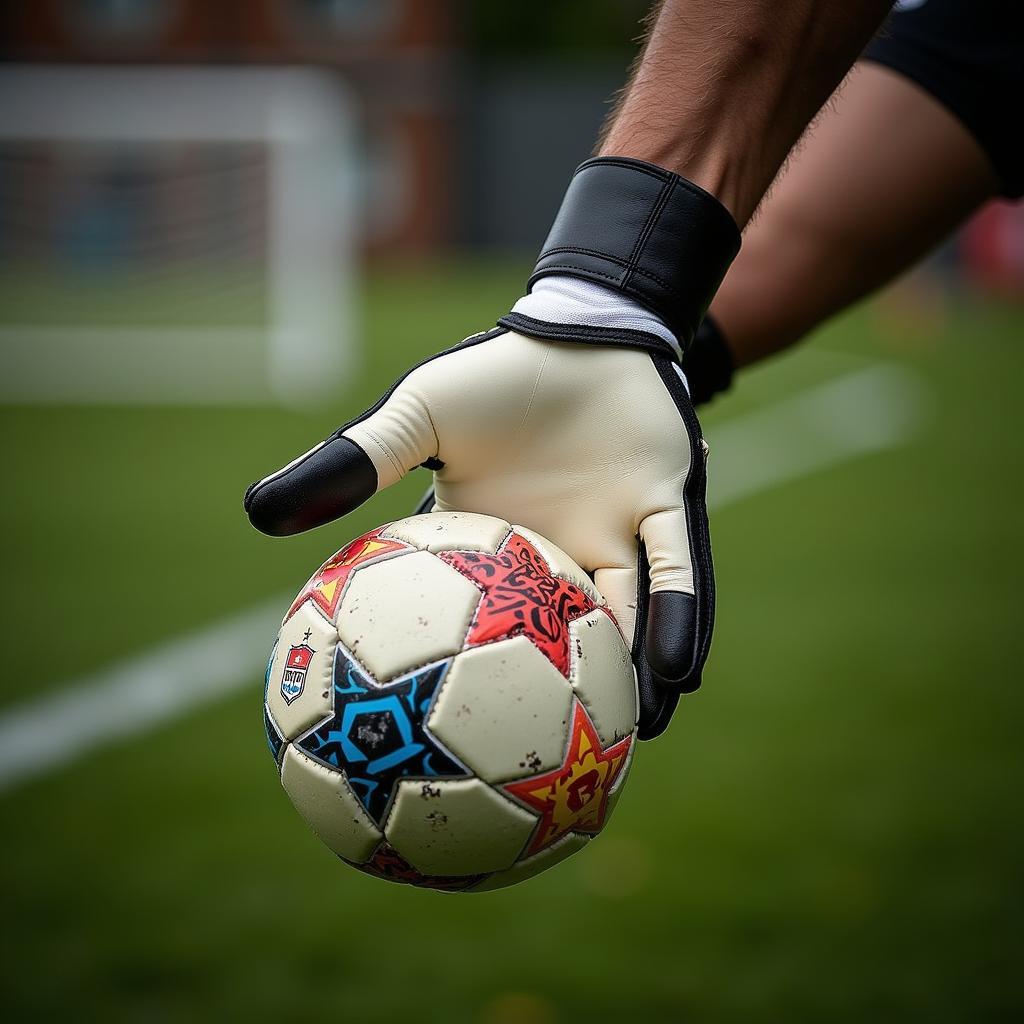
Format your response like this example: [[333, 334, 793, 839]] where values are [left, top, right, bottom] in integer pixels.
[[1, 263, 1021, 1022]]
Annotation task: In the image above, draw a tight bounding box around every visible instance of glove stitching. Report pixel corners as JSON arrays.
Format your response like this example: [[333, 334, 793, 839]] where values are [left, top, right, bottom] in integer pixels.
[[514, 346, 549, 434], [533, 251, 681, 296], [359, 426, 404, 479], [573, 157, 740, 236], [575, 156, 672, 184], [623, 176, 675, 285]]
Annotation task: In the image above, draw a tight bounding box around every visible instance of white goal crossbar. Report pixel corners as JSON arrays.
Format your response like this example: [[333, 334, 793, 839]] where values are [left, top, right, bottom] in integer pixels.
[[0, 65, 358, 405]]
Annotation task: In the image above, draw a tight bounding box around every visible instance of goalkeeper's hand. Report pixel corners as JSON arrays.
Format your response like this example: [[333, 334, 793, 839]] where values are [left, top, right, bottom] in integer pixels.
[[245, 158, 740, 739]]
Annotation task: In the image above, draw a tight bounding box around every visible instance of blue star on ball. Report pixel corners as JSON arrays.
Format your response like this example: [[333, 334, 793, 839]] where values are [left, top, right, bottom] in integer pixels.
[[296, 647, 468, 825]]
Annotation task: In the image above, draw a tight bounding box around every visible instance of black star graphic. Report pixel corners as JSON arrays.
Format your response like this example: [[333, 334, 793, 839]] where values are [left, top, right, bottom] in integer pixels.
[[302, 628, 312, 643], [296, 647, 468, 826]]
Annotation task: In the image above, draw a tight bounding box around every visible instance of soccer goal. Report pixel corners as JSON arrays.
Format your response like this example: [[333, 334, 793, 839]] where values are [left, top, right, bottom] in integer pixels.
[[0, 65, 357, 405]]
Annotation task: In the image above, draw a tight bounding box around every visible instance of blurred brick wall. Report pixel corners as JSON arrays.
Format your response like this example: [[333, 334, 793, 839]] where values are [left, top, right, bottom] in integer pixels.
[[0, 0, 456, 256]]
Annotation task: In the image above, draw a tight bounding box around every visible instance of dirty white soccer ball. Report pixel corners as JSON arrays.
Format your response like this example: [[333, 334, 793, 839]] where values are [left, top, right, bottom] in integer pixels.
[[263, 511, 638, 892]]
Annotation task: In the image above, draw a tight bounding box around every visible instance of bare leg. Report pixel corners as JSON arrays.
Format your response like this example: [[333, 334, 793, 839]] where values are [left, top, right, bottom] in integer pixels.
[[709, 62, 1002, 367]]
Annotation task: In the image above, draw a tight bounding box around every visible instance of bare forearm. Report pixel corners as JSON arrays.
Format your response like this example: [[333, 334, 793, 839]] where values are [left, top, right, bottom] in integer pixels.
[[599, 0, 893, 224], [710, 62, 1000, 368]]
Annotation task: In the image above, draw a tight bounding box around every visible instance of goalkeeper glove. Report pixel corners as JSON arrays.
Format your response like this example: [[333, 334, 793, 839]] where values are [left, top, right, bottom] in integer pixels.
[[245, 157, 740, 739]]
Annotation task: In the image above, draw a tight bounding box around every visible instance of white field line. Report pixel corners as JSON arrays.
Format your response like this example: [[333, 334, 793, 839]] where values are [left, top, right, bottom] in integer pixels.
[[0, 599, 284, 793], [707, 363, 928, 509], [0, 363, 928, 794]]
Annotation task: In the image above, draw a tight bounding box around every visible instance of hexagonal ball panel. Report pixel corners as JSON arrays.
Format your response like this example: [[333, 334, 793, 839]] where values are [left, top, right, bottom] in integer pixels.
[[569, 608, 637, 745], [469, 832, 591, 891], [280, 746, 381, 862], [265, 603, 336, 741], [385, 777, 537, 875], [512, 524, 602, 605], [337, 550, 481, 683], [428, 635, 573, 784], [381, 511, 511, 554]]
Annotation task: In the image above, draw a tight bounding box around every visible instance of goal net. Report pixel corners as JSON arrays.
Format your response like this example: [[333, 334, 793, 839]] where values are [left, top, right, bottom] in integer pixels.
[[0, 65, 357, 405]]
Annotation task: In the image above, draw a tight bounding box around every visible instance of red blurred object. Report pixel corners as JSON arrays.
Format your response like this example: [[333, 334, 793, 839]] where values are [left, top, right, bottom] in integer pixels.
[[959, 201, 1024, 299]]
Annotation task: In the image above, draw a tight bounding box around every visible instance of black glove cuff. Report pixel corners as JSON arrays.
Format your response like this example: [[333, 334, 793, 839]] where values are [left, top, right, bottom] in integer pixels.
[[529, 157, 741, 351], [682, 316, 736, 406]]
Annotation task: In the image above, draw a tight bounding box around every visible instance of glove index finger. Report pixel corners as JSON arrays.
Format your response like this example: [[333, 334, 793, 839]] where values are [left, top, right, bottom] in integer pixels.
[[342, 380, 436, 492], [245, 376, 438, 537], [244, 434, 377, 537]]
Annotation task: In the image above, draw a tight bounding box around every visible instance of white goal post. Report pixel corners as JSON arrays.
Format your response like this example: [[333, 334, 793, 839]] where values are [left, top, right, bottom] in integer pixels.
[[0, 65, 357, 405]]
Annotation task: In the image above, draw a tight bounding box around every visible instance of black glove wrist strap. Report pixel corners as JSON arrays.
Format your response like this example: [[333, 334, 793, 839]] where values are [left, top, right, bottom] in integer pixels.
[[682, 316, 736, 406], [496, 311, 676, 359], [527, 156, 741, 351]]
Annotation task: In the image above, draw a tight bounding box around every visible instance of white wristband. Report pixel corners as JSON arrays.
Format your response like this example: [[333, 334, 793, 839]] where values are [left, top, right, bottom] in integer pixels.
[[511, 275, 684, 361]]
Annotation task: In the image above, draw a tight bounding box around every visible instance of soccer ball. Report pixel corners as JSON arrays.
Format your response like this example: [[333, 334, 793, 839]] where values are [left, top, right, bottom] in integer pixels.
[[263, 511, 637, 892]]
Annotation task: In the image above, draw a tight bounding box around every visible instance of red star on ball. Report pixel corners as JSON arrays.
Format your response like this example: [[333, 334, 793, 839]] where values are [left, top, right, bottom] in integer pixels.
[[440, 531, 601, 676], [504, 699, 632, 855], [286, 528, 408, 623]]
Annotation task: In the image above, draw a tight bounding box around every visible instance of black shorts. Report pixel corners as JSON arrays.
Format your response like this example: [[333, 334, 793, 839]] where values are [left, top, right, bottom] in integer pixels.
[[863, 0, 1023, 198]]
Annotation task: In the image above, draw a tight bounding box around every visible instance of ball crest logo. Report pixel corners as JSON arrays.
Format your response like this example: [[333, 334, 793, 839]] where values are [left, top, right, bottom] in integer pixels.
[[280, 643, 314, 705]]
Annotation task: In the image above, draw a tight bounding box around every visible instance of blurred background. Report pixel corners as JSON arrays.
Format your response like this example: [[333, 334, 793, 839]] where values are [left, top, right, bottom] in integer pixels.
[[0, 2, 1021, 1021]]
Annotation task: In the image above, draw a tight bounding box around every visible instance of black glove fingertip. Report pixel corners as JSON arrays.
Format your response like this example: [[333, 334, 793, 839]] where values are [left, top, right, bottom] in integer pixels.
[[645, 590, 702, 693], [245, 435, 377, 536], [635, 660, 682, 740]]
